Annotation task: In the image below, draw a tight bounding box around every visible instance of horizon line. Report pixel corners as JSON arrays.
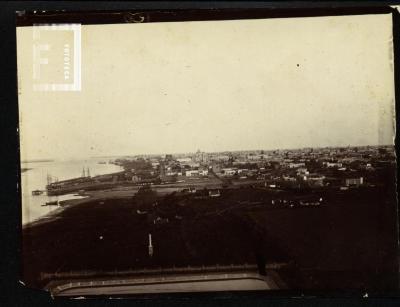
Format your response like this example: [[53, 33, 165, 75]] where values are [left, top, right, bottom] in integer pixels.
[[21, 143, 395, 162]]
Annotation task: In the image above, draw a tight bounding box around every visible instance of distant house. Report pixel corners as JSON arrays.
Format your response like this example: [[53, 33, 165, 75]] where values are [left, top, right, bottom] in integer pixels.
[[153, 216, 169, 225], [208, 189, 221, 197], [221, 168, 237, 176], [182, 187, 197, 194], [185, 170, 199, 177], [282, 175, 297, 182], [365, 163, 374, 170], [323, 162, 343, 168], [296, 168, 309, 175], [247, 154, 268, 161], [214, 154, 230, 161], [177, 157, 192, 163], [307, 175, 325, 187], [185, 162, 200, 168], [345, 177, 364, 187], [198, 169, 209, 176], [288, 162, 306, 169]]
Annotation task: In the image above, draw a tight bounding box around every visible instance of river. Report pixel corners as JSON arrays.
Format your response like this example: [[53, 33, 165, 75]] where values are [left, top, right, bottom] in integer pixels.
[[20, 157, 123, 225]]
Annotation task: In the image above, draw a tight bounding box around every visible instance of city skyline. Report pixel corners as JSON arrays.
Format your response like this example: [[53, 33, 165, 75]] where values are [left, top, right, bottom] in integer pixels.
[[21, 143, 395, 162]]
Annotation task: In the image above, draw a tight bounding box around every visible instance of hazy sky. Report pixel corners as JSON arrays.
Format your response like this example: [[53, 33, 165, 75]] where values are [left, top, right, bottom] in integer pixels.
[[17, 14, 395, 160]]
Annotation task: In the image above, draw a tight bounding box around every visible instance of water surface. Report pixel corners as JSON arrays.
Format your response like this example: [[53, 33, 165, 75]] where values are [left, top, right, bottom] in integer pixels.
[[21, 158, 123, 225]]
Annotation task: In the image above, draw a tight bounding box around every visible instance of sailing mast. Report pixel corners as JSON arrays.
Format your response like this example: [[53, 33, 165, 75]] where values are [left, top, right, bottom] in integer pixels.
[[46, 173, 52, 185]]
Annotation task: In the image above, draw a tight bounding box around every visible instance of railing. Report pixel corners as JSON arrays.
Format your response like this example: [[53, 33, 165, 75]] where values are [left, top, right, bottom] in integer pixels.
[[50, 271, 273, 295], [41, 262, 289, 282]]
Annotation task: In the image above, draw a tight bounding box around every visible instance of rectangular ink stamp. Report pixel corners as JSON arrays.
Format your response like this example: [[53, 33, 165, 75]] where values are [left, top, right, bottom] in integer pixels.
[[32, 23, 81, 91]]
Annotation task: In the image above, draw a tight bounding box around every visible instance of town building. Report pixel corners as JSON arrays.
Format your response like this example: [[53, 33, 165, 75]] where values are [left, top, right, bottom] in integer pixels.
[[288, 162, 306, 169], [221, 168, 237, 176], [345, 177, 364, 187], [185, 170, 199, 177]]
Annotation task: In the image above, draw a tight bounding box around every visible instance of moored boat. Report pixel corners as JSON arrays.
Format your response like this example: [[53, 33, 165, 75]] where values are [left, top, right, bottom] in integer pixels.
[[32, 190, 43, 196], [42, 200, 59, 206]]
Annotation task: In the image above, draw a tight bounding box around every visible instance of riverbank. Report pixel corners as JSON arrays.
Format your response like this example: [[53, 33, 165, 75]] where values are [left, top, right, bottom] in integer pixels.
[[24, 179, 224, 228], [22, 196, 91, 229]]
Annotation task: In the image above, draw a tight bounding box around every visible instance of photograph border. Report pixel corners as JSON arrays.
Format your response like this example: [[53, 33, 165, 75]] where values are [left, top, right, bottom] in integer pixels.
[[3, 1, 400, 305]]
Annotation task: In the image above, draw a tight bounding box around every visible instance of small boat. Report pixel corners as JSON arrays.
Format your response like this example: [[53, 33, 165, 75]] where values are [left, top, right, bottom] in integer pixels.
[[42, 200, 59, 207], [32, 190, 43, 196]]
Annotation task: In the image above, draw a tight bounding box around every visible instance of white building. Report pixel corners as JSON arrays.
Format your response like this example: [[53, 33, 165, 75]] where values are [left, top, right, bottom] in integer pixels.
[[288, 162, 306, 169], [247, 154, 269, 160], [296, 168, 309, 175], [213, 155, 230, 161], [151, 162, 160, 168], [306, 175, 325, 186], [324, 162, 343, 168], [185, 170, 199, 177], [177, 157, 192, 163], [345, 177, 364, 186], [222, 168, 237, 176], [208, 190, 221, 197], [198, 169, 209, 176]]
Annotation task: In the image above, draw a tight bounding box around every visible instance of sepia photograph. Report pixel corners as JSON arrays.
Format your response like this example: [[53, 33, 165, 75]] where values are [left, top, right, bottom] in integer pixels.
[[16, 8, 398, 297]]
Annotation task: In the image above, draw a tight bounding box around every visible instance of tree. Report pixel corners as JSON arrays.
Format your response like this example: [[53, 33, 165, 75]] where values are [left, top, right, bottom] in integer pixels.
[[135, 186, 158, 211]]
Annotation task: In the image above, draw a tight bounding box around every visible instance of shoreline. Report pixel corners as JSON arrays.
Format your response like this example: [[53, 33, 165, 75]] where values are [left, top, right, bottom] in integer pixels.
[[22, 178, 234, 229], [22, 196, 92, 229], [22, 188, 140, 230]]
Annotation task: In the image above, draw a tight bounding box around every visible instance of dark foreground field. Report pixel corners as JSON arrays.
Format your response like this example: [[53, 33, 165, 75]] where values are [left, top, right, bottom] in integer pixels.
[[22, 183, 398, 292]]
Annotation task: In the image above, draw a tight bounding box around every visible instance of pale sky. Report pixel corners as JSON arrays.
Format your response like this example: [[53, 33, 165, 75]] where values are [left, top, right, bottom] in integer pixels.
[[17, 14, 395, 160]]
